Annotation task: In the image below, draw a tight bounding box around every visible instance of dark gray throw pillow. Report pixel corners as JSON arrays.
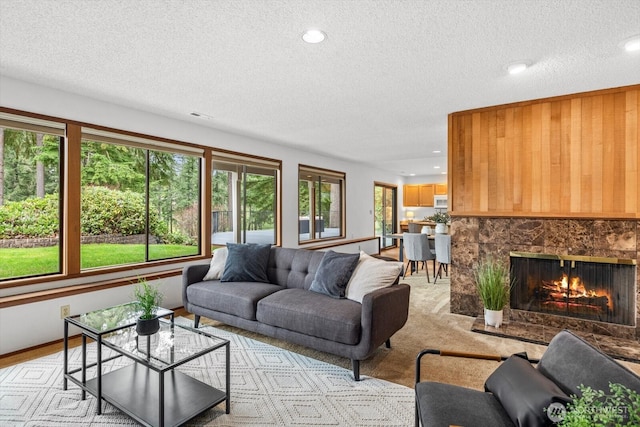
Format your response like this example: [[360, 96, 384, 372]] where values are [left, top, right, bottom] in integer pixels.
[[309, 250, 360, 298], [484, 355, 571, 427], [220, 243, 271, 283]]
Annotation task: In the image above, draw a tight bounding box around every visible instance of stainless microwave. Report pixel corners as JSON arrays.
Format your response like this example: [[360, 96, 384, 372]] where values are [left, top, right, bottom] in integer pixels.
[[433, 195, 448, 208]]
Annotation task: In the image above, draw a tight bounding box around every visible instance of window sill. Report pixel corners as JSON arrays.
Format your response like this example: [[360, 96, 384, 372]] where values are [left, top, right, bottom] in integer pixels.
[[0, 269, 182, 309]]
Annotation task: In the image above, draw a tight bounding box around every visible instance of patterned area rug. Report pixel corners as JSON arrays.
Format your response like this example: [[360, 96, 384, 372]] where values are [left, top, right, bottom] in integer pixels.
[[0, 319, 414, 426]]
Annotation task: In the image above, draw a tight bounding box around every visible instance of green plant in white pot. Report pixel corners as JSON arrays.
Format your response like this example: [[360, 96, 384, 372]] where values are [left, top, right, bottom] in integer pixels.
[[133, 280, 163, 336], [474, 256, 512, 328], [426, 211, 450, 234]]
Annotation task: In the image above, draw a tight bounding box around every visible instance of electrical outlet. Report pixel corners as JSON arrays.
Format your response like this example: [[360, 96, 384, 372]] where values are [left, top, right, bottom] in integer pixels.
[[60, 304, 70, 319]]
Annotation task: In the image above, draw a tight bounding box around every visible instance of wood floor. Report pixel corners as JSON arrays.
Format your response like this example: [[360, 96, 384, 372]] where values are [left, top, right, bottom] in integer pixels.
[[0, 246, 401, 369]]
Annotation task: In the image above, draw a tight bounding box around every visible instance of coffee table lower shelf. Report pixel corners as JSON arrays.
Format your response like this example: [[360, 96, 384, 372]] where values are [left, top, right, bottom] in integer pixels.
[[84, 363, 226, 427]]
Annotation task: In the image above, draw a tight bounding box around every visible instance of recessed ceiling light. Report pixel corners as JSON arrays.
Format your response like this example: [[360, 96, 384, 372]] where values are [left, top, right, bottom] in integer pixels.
[[302, 29, 326, 44], [432, 150, 441, 154], [434, 166, 440, 169], [409, 173, 416, 176], [622, 35, 640, 52], [507, 62, 528, 75]]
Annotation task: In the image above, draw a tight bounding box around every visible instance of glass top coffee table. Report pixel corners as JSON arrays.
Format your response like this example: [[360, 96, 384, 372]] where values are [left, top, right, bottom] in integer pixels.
[[63, 302, 230, 427]]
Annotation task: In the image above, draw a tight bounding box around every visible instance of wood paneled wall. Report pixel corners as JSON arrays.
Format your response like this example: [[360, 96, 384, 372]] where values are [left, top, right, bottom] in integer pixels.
[[448, 85, 640, 218]]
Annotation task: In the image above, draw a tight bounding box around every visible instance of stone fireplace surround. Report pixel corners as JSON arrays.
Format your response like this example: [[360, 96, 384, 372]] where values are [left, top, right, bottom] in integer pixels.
[[450, 217, 639, 359]]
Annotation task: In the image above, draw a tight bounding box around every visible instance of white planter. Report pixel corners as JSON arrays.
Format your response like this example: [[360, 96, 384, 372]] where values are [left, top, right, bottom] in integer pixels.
[[484, 308, 504, 328], [435, 223, 447, 234], [421, 226, 432, 234]]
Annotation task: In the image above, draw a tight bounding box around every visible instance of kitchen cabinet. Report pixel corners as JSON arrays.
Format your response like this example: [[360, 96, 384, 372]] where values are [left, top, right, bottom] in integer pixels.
[[403, 183, 447, 207], [403, 184, 433, 207], [419, 185, 434, 207], [403, 185, 421, 206], [435, 184, 448, 195]]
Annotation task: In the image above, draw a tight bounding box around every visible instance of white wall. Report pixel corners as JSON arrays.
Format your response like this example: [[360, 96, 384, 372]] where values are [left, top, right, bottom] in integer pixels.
[[404, 174, 447, 186], [0, 76, 403, 354]]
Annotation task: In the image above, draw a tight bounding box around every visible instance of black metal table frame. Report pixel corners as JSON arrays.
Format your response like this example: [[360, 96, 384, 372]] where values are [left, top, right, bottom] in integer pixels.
[[63, 306, 174, 412], [63, 306, 230, 426]]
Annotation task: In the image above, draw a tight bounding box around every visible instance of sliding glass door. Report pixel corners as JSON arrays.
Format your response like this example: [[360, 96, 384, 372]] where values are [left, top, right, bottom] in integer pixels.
[[374, 183, 397, 249]]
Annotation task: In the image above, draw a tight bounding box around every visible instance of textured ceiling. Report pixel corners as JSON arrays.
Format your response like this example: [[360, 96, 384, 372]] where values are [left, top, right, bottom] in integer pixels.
[[1, 0, 639, 176]]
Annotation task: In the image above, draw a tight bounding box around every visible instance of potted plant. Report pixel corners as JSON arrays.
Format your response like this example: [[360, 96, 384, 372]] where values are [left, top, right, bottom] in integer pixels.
[[556, 383, 640, 426], [426, 211, 450, 234], [133, 280, 163, 336], [474, 256, 512, 328]]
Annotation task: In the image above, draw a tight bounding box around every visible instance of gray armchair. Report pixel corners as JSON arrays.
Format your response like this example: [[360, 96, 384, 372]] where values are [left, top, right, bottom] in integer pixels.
[[415, 329, 640, 427]]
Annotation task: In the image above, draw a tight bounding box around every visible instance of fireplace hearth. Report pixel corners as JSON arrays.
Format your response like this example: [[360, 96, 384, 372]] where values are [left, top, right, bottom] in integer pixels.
[[510, 252, 637, 326]]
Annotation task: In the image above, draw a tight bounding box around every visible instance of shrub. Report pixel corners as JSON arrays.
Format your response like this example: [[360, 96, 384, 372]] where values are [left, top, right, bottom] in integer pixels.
[[0, 194, 59, 238], [81, 186, 163, 236], [161, 231, 196, 246], [0, 186, 165, 239]]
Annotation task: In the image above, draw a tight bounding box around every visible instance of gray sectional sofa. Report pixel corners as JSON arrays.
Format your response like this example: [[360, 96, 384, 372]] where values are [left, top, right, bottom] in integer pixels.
[[415, 329, 640, 426], [182, 245, 410, 380]]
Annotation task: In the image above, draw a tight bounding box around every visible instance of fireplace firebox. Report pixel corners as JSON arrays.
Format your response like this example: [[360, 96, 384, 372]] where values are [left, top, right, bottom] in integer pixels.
[[510, 252, 637, 326]]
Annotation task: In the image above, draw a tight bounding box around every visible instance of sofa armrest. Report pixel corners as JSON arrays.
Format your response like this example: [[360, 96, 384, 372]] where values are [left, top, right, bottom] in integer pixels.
[[361, 283, 410, 350], [181, 263, 210, 306], [415, 349, 538, 384]]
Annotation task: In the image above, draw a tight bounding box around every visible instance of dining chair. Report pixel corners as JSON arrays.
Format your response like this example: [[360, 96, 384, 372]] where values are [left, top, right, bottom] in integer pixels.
[[408, 222, 422, 233], [402, 233, 436, 282], [434, 234, 451, 283]]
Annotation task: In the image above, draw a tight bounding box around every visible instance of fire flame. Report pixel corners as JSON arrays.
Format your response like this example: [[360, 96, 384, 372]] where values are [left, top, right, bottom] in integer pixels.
[[550, 273, 612, 309], [554, 273, 598, 297]]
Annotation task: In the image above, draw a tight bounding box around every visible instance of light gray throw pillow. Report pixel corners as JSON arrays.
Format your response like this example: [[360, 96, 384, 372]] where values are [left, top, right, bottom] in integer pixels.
[[345, 251, 402, 303], [203, 247, 228, 280]]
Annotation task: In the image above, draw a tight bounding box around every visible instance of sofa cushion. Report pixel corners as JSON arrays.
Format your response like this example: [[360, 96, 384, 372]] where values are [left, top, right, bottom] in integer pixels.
[[266, 247, 325, 289], [345, 252, 402, 303], [485, 355, 571, 426], [203, 247, 228, 281], [309, 250, 360, 298], [256, 288, 362, 345], [416, 382, 514, 427], [186, 280, 283, 320], [221, 243, 271, 283]]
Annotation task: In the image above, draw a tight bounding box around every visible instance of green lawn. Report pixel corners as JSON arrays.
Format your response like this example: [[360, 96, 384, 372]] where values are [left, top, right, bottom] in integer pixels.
[[0, 245, 60, 280], [0, 244, 199, 280]]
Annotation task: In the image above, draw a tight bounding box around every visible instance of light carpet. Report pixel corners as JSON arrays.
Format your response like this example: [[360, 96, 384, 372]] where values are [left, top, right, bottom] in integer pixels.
[[199, 275, 550, 391], [197, 274, 640, 390], [0, 318, 414, 426]]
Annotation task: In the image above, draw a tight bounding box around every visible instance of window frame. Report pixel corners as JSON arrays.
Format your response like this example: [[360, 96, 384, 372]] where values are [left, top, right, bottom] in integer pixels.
[[298, 164, 346, 244], [0, 108, 214, 291], [78, 130, 203, 269], [0, 111, 65, 281], [211, 149, 282, 248]]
